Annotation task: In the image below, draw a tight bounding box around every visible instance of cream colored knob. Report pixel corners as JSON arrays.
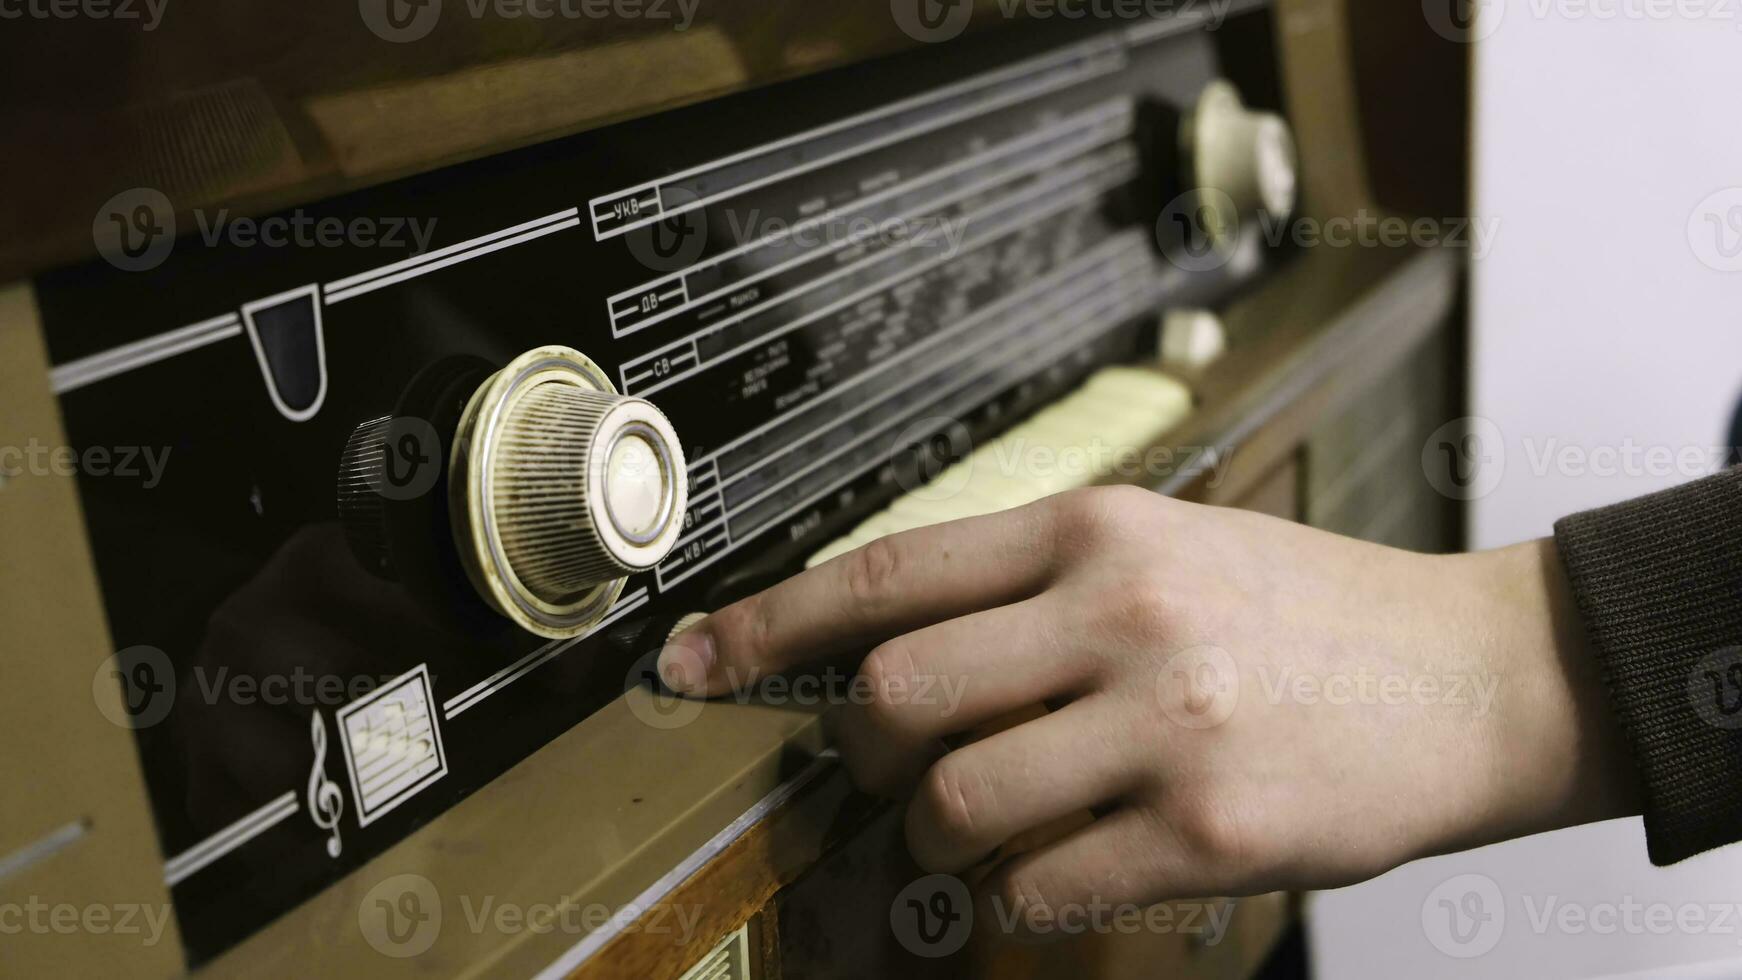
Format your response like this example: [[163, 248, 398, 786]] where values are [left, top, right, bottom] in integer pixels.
[[1183, 81, 1298, 246], [450, 347, 688, 638], [1160, 309, 1228, 369]]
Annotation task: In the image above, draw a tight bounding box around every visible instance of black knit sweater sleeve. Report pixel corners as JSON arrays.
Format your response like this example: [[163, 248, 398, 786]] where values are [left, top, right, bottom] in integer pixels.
[[1554, 467, 1742, 865]]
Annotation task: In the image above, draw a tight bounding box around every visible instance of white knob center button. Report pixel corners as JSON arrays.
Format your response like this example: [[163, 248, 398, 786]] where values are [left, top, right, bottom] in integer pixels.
[[605, 433, 667, 540]]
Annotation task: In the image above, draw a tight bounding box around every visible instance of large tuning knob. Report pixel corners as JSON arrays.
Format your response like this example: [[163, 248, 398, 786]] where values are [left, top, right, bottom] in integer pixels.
[[449, 347, 688, 638], [1182, 80, 1298, 248]]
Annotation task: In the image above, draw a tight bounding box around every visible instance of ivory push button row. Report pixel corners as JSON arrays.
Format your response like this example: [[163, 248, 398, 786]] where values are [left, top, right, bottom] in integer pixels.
[[449, 346, 688, 639], [805, 366, 1193, 568]]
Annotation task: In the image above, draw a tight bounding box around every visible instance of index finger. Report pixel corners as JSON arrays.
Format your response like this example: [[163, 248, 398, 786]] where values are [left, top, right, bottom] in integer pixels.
[[657, 498, 1068, 697]]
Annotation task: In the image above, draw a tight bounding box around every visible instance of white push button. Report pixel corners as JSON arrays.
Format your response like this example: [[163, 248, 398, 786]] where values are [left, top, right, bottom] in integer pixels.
[[1161, 309, 1229, 370], [606, 433, 667, 539]]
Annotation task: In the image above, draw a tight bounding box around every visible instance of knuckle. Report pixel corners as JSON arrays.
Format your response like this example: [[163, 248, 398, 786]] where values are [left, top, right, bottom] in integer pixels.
[[845, 536, 903, 611], [988, 870, 1054, 928], [710, 595, 772, 671], [918, 756, 988, 850], [1099, 578, 1171, 639], [859, 641, 919, 735], [839, 743, 897, 798], [1048, 485, 1147, 550], [1172, 801, 1249, 871]]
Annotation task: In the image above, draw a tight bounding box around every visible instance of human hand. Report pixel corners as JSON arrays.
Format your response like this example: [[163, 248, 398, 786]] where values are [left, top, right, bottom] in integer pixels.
[[657, 486, 1639, 926]]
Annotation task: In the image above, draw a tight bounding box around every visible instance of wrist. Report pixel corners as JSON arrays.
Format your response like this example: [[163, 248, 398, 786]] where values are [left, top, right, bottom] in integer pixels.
[[1456, 538, 1642, 850]]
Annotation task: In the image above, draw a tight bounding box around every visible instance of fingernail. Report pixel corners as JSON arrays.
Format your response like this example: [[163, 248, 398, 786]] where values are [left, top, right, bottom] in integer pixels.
[[657, 624, 715, 695]]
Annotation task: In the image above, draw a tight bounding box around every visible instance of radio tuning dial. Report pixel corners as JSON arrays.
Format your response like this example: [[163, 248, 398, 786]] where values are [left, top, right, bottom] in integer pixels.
[[1183, 80, 1298, 247], [449, 347, 688, 639]]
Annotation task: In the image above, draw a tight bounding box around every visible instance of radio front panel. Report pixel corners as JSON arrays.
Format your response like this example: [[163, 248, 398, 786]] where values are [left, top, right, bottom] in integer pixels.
[[31, 13, 1281, 965]]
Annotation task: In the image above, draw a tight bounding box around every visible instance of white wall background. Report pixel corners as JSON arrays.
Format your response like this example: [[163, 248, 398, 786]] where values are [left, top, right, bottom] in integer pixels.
[[1311, 3, 1742, 977]]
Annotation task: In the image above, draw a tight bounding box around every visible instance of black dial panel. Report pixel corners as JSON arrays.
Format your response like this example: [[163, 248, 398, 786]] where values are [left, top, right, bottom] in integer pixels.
[[36, 14, 1272, 965]]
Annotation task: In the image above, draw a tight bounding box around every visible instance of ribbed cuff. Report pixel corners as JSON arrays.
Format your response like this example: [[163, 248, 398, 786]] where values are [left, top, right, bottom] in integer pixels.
[[1554, 468, 1742, 865]]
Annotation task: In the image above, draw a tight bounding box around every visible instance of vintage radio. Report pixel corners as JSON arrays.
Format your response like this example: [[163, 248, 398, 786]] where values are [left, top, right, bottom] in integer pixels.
[[0, 1, 1465, 976]]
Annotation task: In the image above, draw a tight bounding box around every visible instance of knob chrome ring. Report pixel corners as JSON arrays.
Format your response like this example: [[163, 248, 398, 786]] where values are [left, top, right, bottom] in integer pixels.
[[451, 347, 625, 637]]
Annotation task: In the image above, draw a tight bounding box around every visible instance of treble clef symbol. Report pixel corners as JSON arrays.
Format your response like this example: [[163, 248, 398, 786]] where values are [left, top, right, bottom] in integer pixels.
[[309, 712, 345, 858]]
